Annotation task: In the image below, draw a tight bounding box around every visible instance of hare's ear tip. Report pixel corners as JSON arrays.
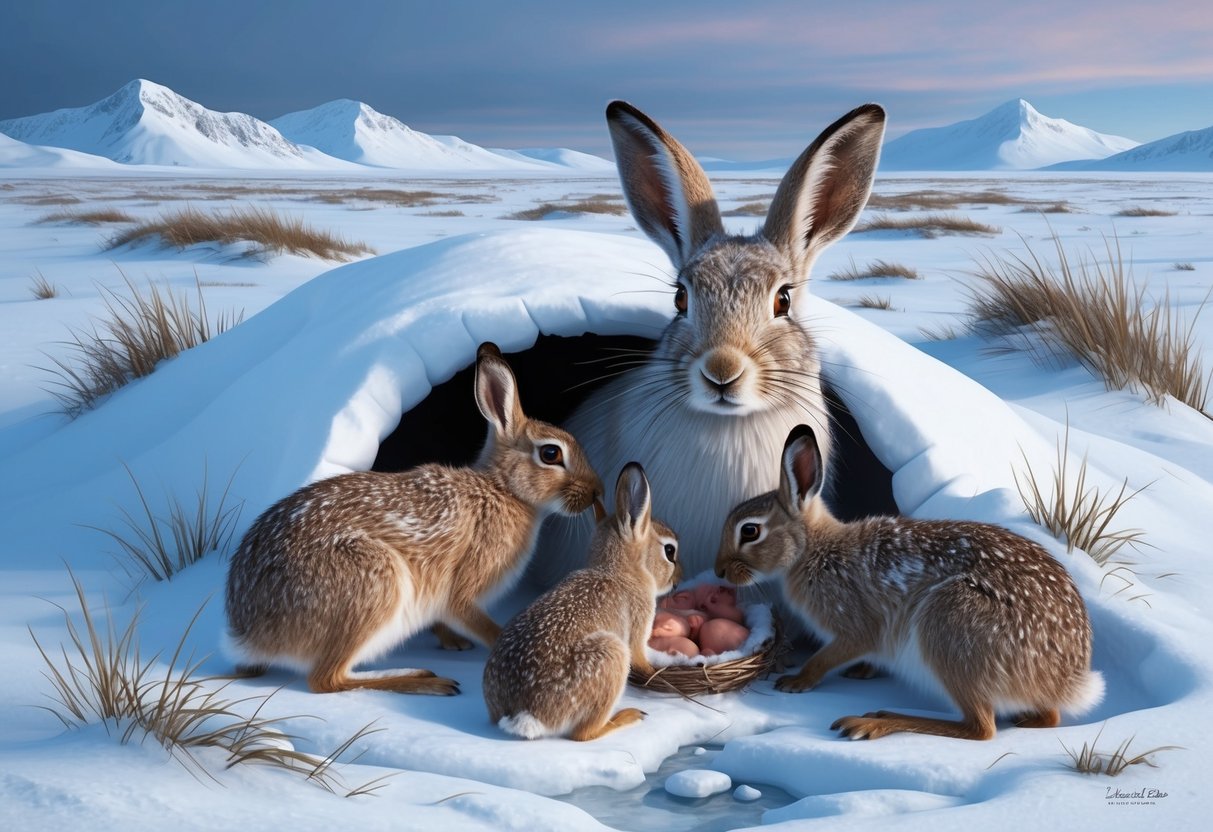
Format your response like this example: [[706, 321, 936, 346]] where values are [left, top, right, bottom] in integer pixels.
[[606, 100, 633, 117], [620, 460, 647, 481], [477, 342, 503, 361], [785, 424, 817, 449], [855, 103, 887, 123]]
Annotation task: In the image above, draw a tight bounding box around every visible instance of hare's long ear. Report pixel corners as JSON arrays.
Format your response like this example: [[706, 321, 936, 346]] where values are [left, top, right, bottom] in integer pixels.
[[474, 342, 524, 440], [764, 104, 885, 274], [779, 425, 824, 514], [606, 100, 724, 269], [614, 462, 653, 541]]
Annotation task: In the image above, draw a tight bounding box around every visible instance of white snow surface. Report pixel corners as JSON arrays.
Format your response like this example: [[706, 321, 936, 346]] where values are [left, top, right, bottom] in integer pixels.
[[1, 166, 1211, 829], [880, 99, 1139, 170], [0, 132, 122, 169], [666, 769, 733, 798]]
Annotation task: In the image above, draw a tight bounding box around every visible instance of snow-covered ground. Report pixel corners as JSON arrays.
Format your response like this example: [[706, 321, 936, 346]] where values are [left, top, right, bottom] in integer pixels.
[[1, 165, 1210, 830]]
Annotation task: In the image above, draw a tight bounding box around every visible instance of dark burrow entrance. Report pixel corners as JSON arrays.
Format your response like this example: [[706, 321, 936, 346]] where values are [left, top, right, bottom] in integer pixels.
[[372, 333, 896, 520]]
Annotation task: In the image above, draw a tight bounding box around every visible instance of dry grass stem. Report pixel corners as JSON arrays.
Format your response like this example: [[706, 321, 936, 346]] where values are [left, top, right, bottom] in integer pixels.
[[1062, 726, 1181, 776], [43, 274, 243, 417], [968, 233, 1211, 416], [109, 206, 374, 260], [855, 212, 1001, 238], [31, 573, 389, 796], [87, 462, 243, 582], [29, 270, 59, 299], [1015, 426, 1147, 565], [855, 294, 895, 310]]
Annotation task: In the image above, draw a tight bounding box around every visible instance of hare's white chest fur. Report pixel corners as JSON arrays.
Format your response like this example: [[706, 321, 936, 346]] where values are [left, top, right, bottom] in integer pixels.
[[571, 375, 829, 574]]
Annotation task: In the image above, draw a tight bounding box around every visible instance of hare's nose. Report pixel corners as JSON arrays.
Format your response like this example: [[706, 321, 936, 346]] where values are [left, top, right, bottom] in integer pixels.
[[701, 356, 743, 391]]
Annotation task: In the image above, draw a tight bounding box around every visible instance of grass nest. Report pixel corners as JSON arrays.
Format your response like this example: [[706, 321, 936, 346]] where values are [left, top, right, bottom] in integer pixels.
[[628, 615, 784, 696]]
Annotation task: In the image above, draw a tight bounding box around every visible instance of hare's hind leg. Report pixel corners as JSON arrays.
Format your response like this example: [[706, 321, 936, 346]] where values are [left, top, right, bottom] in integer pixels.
[[306, 539, 459, 696], [1013, 708, 1060, 728], [567, 634, 642, 742], [831, 700, 996, 741]]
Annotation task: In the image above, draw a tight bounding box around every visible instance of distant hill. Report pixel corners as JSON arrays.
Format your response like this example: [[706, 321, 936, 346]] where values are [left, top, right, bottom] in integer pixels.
[[0, 133, 120, 169], [880, 99, 1139, 171], [0, 82, 613, 172], [1048, 124, 1213, 171], [0, 79, 351, 169], [271, 99, 570, 170]]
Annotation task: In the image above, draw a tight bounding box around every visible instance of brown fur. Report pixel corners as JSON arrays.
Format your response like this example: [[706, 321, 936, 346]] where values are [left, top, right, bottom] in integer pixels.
[[716, 426, 1103, 740], [225, 344, 603, 695], [483, 464, 681, 740], [534, 101, 887, 601]]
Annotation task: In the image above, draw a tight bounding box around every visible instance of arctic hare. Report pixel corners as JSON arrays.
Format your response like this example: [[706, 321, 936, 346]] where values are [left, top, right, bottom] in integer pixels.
[[484, 463, 680, 740], [225, 343, 604, 695], [534, 100, 886, 585], [715, 425, 1104, 740]]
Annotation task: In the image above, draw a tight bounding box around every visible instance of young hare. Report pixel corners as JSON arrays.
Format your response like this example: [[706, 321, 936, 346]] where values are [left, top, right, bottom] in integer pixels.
[[534, 100, 886, 585], [225, 343, 604, 695], [483, 463, 680, 740], [716, 425, 1104, 740]]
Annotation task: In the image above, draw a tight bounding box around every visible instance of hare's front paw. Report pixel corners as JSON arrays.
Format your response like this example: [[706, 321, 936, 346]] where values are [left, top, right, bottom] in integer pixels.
[[774, 673, 818, 693], [831, 714, 892, 740]]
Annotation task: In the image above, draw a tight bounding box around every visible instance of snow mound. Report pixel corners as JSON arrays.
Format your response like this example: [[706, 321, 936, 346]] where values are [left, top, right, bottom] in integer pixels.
[[881, 99, 1138, 170]]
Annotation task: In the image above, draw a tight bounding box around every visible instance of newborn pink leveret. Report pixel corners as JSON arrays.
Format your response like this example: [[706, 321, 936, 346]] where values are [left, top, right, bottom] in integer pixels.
[[649, 609, 706, 657], [649, 583, 750, 657]]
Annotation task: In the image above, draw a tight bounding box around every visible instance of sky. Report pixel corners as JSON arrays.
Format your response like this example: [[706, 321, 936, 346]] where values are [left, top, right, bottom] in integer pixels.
[[2, 0, 1210, 160]]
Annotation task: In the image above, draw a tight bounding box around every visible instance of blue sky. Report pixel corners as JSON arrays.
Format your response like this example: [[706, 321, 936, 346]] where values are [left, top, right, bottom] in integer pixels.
[[3, 0, 1210, 159]]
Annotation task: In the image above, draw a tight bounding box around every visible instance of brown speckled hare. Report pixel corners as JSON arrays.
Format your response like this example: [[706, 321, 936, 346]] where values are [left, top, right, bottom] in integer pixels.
[[483, 463, 680, 740], [715, 425, 1104, 740], [224, 343, 604, 695]]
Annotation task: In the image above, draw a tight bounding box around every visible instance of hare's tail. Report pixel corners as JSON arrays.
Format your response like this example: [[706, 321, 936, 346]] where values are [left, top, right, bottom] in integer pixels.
[[1063, 669, 1106, 716], [498, 710, 552, 740]]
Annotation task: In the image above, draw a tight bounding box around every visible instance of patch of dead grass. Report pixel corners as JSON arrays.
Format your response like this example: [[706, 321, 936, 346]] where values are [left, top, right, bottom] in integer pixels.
[[36, 207, 136, 225], [968, 233, 1210, 416], [43, 275, 244, 417], [828, 259, 921, 281], [854, 212, 1001, 238], [508, 195, 628, 220], [108, 206, 374, 260], [1115, 206, 1176, 217]]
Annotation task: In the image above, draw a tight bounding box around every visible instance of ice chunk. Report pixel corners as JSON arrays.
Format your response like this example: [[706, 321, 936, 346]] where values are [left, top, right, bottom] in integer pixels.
[[664, 769, 732, 798]]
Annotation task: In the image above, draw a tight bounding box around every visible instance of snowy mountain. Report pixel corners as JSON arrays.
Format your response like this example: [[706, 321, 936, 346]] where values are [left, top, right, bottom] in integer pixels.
[[271, 99, 609, 171], [880, 99, 1139, 171], [0, 132, 120, 169], [1049, 124, 1213, 171], [269, 99, 532, 170], [0, 79, 351, 169]]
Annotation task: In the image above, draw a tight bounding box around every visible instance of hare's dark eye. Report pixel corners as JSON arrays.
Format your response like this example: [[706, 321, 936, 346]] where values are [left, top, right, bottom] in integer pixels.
[[664, 543, 677, 562], [539, 444, 564, 466], [739, 522, 761, 543], [674, 284, 688, 315], [774, 285, 791, 317]]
